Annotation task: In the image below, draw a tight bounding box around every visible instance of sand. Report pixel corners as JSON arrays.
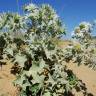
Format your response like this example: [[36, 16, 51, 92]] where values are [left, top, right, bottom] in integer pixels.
[[0, 61, 18, 96], [67, 62, 96, 96]]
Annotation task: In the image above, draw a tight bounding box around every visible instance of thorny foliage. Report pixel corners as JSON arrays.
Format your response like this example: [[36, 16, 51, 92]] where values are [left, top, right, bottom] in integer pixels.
[[64, 22, 96, 70], [0, 4, 94, 96]]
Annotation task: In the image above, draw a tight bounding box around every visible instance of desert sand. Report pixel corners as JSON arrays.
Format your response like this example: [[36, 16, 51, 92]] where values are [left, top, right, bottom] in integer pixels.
[[67, 62, 96, 96], [0, 61, 18, 96]]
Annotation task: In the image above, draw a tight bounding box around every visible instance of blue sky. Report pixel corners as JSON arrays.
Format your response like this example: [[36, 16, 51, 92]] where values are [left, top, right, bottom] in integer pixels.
[[0, 0, 96, 39]]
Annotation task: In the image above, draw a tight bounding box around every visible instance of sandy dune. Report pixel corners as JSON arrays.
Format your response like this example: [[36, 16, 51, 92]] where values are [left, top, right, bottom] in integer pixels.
[[0, 61, 18, 96], [67, 62, 96, 96]]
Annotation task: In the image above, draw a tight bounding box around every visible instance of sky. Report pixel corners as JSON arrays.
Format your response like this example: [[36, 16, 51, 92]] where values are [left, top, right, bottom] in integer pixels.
[[0, 0, 96, 39]]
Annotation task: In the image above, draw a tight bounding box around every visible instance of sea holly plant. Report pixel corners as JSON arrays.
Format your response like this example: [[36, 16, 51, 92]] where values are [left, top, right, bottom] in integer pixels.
[[64, 22, 96, 69], [0, 3, 94, 96]]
